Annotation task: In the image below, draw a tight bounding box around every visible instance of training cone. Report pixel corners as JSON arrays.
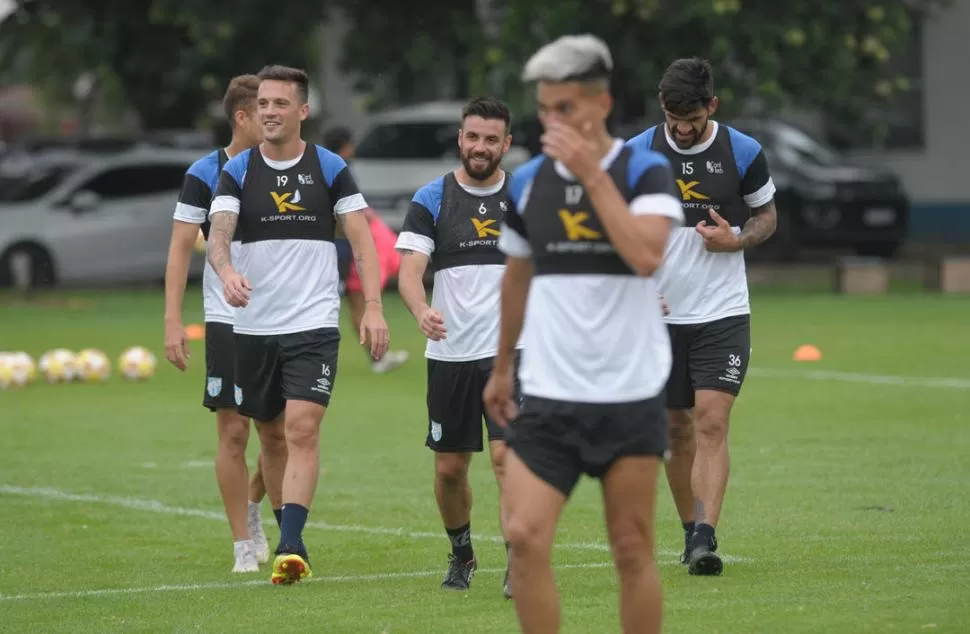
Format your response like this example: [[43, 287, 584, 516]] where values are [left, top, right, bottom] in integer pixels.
[[185, 324, 205, 341], [793, 344, 822, 362]]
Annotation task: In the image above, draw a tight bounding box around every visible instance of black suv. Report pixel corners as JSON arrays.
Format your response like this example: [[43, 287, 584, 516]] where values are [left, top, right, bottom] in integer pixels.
[[728, 119, 909, 260]]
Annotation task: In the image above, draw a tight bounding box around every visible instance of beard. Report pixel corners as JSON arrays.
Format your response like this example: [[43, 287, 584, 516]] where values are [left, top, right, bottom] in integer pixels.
[[461, 150, 501, 181], [669, 121, 708, 149]]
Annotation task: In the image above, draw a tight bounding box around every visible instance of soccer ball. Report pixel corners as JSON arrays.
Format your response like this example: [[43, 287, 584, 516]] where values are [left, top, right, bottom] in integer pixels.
[[38, 349, 78, 383], [75, 348, 111, 383], [0, 351, 35, 389], [118, 346, 156, 381]]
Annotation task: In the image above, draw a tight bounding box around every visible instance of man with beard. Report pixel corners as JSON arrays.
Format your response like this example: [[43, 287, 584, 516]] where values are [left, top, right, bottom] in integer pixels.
[[394, 96, 521, 598], [626, 57, 777, 577]]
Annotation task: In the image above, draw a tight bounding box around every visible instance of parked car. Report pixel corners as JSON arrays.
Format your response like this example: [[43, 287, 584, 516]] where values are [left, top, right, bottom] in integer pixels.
[[350, 101, 532, 232], [0, 148, 204, 289], [728, 119, 910, 259]]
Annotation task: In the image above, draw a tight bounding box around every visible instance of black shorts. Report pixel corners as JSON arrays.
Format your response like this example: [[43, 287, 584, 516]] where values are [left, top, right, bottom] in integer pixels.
[[505, 394, 667, 498], [665, 314, 751, 410], [203, 322, 237, 411], [234, 327, 341, 422], [426, 355, 520, 453]]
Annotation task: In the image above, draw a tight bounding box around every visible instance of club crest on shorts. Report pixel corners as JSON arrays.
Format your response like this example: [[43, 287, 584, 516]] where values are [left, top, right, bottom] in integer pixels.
[[234, 385, 243, 406], [430, 421, 442, 442], [206, 377, 222, 398]]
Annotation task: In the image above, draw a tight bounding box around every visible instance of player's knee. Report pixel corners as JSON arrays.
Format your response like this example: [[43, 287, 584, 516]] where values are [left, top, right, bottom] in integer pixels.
[[693, 407, 729, 444], [434, 454, 470, 487], [285, 416, 320, 450], [504, 512, 551, 561], [216, 411, 250, 455], [608, 522, 654, 575], [257, 424, 286, 455]]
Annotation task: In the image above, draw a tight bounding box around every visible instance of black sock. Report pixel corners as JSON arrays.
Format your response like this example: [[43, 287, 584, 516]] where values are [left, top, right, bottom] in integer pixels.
[[446, 523, 474, 563], [682, 521, 696, 536], [278, 504, 309, 552], [694, 522, 715, 545], [273, 508, 283, 529]]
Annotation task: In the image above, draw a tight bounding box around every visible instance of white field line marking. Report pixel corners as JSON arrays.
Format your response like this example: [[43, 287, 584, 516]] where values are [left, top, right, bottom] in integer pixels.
[[0, 563, 612, 602], [748, 367, 970, 390], [0, 485, 750, 563]]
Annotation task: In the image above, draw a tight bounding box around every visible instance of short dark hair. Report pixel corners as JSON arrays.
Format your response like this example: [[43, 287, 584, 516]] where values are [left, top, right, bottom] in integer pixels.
[[257, 65, 310, 103], [658, 58, 715, 117], [323, 126, 353, 154], [222, 75, 260, 127], [461, 97, 512, 131]]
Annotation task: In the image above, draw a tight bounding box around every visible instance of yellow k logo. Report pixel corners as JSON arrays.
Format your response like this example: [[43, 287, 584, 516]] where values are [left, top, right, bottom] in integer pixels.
[[676, 179, 709, 201], [558, 210, 602, 241], [270, 191, 305, 213], [472, 218, 500, 239]]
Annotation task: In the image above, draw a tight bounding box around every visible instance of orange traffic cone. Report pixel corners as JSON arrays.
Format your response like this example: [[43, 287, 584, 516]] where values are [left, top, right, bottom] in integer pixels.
[[793, 344, 822, 362], [185, 324, 206, 341]]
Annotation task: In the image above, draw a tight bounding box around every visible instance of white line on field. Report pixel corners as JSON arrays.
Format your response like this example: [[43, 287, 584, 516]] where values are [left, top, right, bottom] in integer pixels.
[[748, 367, 970, 390], [0, 485, 751, 563], [0, 563, 612, 602]]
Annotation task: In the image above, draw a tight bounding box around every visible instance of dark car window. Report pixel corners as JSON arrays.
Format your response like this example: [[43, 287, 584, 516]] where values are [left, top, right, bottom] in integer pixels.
[[0, 165, 77, 202], [355, 123, 458, 160], [77, 164, 189, 199]]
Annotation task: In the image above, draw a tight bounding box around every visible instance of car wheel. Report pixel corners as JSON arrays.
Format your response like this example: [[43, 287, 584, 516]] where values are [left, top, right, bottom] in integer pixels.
[[0, 244, 56, 290]]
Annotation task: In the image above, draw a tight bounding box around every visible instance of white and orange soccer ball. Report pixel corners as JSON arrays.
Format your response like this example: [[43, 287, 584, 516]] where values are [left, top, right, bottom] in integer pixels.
[[38, 349, 78, 383], [75, 348, 111, 383], [118, 346, 156, 381], [0, 351, 35, 389]]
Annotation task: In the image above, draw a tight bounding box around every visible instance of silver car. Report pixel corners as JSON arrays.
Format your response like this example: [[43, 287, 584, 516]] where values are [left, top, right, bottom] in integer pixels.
[[0, 147, 206, 288], [350, 101, 531, 232]]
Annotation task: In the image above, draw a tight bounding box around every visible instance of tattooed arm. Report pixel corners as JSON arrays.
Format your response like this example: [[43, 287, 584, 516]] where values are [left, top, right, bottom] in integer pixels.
[[737, 199, 777, 249], [206, 211, 238, 278]]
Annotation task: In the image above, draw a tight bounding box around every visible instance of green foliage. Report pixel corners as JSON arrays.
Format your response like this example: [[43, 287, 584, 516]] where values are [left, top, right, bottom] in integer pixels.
[[0, 0, 325, 130], [334, 0, 947, 144], [488, 0, 949, 137]]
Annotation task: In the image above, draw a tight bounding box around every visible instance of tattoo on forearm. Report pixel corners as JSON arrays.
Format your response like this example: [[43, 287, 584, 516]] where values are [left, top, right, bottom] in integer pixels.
[[207, 212, 237, 272], [739, 200, 777, 249]]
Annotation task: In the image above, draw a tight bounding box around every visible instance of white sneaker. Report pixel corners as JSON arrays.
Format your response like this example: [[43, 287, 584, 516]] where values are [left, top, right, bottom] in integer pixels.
[[372, 350, 409, 374], [232, 539, 259, 573], [248, 502, 271, 565]]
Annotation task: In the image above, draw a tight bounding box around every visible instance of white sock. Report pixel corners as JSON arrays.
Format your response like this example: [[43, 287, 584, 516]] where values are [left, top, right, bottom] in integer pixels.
[[248, 501, 261, 521]]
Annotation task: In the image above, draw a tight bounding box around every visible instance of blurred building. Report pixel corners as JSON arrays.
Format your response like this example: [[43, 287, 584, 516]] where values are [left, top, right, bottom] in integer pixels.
[[844, 0, 970, 242]]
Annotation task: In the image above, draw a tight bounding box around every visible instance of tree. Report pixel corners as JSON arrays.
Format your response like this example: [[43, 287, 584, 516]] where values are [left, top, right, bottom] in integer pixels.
[[489, 0, 950, 144], [0, 0, 326, 130], [330, 0, 484, 110]]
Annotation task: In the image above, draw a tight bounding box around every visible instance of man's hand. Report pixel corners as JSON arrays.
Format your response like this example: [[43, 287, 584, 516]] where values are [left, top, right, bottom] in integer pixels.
[[164, 320, 190, 371], [220, 269, 252, 307], [417, 306, 447, 341], [483, 362, 518, 428], [540, 121, 600, 183], [360, 302, 390, 360], [696, 208, 742, 253]]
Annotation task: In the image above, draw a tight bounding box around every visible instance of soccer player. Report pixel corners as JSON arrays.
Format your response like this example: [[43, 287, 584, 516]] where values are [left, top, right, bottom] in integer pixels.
[[322, 126, 409, 374], [394, 96, 519, 597], [207, 65, 389, 585], [625, 57, 778, 576], [163, 74, 285, 573], [483, 35, 683, 634]]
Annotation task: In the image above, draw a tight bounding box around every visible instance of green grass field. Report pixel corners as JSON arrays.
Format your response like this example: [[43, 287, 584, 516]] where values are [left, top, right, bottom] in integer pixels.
[[1, 288, 968, 633]]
